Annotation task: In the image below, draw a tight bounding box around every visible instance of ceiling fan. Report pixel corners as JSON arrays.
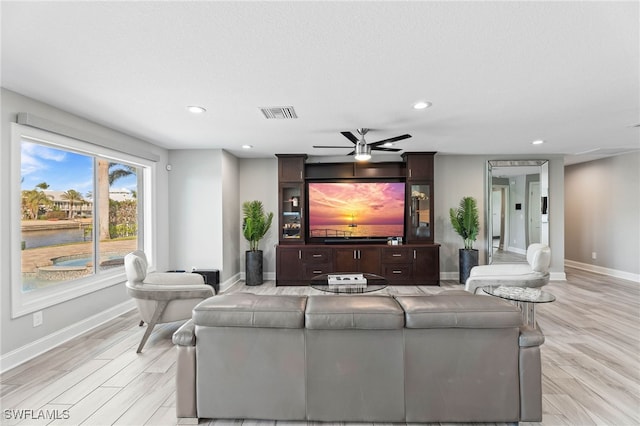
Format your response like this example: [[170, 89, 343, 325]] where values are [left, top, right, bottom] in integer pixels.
[[313, 128, 412, 161]]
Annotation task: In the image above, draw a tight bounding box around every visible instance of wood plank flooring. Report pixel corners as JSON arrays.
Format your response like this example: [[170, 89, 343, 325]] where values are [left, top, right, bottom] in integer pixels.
[[1, 267, 638, 425]]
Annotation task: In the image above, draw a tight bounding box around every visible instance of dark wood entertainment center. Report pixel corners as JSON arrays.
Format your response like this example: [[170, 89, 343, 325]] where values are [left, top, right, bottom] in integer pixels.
[[275, 153, 440, 286]]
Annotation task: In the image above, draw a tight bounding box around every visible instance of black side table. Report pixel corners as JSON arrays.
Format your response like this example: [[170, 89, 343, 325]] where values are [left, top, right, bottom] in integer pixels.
[[192, 269, 220, 294], [167, 269, 220, 294]]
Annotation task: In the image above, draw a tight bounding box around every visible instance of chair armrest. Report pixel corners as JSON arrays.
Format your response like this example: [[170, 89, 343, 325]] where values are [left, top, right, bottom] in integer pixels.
[[143, 272, 205, 285], [519, 325, 545, 347], [173, 319, 196, 346], [126, 283, 214, 301]]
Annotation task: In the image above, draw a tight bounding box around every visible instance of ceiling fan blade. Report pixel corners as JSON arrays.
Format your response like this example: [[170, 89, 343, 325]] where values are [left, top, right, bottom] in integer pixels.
[[340, 131, 359, 144], [346, 150, 355, 156], [313, 145, 354, 148], [371, 146, 402, 152], [369, 134, 412, 147]]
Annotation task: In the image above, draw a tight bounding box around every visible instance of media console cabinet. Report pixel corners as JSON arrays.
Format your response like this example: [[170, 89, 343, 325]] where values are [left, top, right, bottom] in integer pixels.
[[275, 152, 440, 286], [276, 243, 439, 285]]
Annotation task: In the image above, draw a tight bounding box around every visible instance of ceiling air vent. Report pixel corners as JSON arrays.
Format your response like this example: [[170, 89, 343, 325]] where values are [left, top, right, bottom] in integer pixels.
[[259, 106, 298, 119]]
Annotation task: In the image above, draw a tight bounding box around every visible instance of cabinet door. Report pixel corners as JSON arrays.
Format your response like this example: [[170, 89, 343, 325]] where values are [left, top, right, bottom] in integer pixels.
[[276, 247, 303, 283], [358, 247, 381, 275], [279, 183, 304, 243], [413, 246, 440, 285], [334, 248, 359, 272], [404, 153, 434, 180], [406, 182, 433, 243], [277, 155, 305, 182], [334, 248, 380, 274]]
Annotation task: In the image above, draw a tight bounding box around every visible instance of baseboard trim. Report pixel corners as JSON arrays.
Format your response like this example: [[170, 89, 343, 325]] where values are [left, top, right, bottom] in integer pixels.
[[231, 272, 276, 292], [0, 299, 136, 374], [219, 273, 242, 293], [506, 246, 527, 255], [565, 260, 640, 283], [440, 272, 460, 281], [550, 271, 567, 281]]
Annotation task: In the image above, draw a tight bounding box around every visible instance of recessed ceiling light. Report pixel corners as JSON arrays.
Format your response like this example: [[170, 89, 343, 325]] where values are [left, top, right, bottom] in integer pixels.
[[383, 142, 394, 147], [413, 101, 432, 110], [242, 144, 253, 149], [186, 105, 206, 114], [532, 140, 545, 145]]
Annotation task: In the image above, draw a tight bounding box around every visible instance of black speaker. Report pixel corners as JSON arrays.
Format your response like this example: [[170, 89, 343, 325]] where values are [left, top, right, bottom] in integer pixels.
[[192, 269, 220, 294]]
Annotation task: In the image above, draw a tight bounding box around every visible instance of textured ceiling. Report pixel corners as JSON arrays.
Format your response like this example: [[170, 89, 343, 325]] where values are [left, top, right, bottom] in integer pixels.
[[2, 1, 638, 164]]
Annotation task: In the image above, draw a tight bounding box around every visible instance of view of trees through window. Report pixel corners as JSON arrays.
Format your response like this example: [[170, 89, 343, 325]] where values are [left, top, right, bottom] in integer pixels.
[[21, 140, 139, 292]]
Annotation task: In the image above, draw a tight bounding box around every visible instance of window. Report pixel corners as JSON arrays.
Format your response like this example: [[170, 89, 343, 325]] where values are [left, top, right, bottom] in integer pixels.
[[11, 123, 154, 317]]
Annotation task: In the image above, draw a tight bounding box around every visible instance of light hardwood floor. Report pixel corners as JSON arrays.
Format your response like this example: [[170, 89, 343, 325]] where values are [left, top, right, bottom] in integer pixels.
[[1, 267, 639, 425]]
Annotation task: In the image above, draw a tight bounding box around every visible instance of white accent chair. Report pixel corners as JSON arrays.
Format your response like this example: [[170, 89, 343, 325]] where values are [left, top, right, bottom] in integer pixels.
[[465, 244, 551, 295], [124, 250, 214, 353]]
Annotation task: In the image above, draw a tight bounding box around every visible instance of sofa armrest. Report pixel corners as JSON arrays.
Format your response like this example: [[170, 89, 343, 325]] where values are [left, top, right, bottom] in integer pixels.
[[519, 325, 545, 347], [518, 325, 544, 422], [174, 319, 198, 420], [173, 319, 196, 346]]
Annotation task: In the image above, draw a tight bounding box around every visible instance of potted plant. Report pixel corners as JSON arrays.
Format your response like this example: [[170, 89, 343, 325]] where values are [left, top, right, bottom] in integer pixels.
[[449, 196, 480, 283], [242, 200, 274, 286]]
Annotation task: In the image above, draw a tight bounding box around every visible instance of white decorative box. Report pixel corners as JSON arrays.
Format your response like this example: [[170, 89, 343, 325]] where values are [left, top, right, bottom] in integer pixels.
[[327, 273, 368, 285]]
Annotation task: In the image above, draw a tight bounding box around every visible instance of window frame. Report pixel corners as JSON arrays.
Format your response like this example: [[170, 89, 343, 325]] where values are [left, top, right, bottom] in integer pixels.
[[10, 123, 156, 318]]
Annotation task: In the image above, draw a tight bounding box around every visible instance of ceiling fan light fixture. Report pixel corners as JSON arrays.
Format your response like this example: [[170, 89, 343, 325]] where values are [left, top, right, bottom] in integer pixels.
[[354, 142, 371, 161]]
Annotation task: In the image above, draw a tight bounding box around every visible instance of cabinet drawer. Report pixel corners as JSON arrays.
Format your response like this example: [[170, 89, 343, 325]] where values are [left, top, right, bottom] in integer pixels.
[[381, 247, 412, 263], [381, 264, 413, 279], [303, 249, 332, 264], [304, 264, 332, 279]]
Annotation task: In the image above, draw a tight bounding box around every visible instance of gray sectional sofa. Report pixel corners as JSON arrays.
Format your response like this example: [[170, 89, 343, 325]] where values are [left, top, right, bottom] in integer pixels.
[[173, 291, 545, 423]]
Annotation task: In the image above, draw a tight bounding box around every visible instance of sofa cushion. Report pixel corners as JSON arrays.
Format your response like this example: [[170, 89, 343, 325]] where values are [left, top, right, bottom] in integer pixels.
[[469, 263, 538, 277], [193, 293, 307, 328], [305, 295, 404, 330], [395, 293, 522, 328]]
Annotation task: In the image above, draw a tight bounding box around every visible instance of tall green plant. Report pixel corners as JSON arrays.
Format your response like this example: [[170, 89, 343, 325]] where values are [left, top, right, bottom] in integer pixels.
[[449, 196, 480, 250], [242, 200, 274, 251]]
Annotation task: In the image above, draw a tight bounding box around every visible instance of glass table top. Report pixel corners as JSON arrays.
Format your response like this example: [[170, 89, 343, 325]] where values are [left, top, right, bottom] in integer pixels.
[[482, 285, 556, 303], [310, 273, 388, 294]]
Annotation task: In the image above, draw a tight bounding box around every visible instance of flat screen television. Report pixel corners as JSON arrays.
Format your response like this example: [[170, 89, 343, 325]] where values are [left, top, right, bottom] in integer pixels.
[[307, 181, 405, 243]]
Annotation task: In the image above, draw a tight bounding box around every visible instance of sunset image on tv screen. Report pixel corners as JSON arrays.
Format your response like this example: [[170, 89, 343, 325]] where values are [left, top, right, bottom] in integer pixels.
[[308, 182, 405, 238]]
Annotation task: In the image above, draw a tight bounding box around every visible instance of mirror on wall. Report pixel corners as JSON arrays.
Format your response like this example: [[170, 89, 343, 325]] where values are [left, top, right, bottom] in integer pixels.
[[486, 160, 549, 264]]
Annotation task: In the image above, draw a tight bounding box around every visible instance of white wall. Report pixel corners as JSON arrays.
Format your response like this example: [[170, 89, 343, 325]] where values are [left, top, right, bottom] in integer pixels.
[[565, 153, 640, 278], [168, 150, 223, 273], [0, 89, 171, 356], [435, 155, 488, 274], [238, 158, 279, 277], [168, 149, 241, 283], [221, 151, 240, 280]]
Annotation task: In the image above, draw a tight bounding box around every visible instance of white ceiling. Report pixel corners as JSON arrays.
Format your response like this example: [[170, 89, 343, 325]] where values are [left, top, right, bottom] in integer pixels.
[[2, 1, 638, 164]]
